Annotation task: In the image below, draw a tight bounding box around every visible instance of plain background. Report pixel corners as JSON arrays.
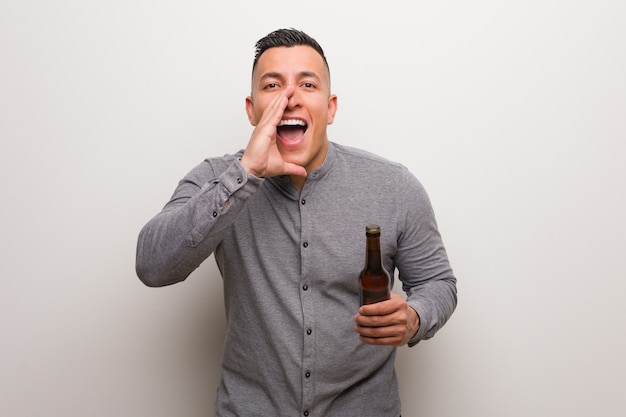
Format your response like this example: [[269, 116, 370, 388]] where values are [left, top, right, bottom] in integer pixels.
[[1, 1, 625, 416]]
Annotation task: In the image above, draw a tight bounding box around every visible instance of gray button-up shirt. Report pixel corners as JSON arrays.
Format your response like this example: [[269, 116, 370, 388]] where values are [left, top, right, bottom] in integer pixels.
[[136, 142, 457, 416]]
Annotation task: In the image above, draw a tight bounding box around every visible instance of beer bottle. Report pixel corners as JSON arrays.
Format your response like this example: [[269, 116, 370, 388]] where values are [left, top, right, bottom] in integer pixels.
[[359, 224, 391, 305]]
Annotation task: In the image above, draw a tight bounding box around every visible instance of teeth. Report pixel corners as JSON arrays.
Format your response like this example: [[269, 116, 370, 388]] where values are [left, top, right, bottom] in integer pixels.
[[279, 119, 306, 127]]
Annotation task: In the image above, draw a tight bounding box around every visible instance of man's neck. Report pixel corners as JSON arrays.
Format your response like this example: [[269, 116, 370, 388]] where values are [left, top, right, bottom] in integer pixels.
[[290, 138, 330, 192], [290, 175, 306, 193]]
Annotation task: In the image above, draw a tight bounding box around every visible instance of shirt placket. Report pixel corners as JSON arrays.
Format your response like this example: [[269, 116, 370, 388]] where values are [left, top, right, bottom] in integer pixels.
[[299, 190, 316, 416]]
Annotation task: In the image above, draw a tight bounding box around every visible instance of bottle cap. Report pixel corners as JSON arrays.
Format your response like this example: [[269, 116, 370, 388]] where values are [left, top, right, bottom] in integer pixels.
[[365, 224, 381, 234]]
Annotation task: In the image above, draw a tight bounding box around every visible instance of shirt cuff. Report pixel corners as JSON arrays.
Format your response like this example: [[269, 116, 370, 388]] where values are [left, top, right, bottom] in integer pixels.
[[218, 158, 263, 194], [407, 301, 429, 347]]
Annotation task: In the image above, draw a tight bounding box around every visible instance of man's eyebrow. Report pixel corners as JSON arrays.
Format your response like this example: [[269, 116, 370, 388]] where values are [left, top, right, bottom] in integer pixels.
[[298, 71, 321, 80], [259, 72, 283, 81], [258, 71, 322, 82]]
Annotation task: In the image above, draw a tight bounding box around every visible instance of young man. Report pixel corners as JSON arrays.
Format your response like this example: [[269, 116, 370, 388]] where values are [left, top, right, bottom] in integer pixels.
[[136, 28, 457, 417]]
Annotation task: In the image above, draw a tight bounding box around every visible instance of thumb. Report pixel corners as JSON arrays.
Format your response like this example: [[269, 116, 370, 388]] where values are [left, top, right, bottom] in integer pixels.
[[282, 163, 307, 178]]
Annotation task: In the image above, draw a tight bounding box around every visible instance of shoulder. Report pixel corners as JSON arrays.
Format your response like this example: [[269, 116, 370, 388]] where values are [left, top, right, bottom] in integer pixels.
[[329, 143, 429, 203], [330, 142, 414, 180]]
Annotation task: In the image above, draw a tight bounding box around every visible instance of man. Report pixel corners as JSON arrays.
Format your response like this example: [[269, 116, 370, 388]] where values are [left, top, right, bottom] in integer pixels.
[[136, 28, 457, 417]]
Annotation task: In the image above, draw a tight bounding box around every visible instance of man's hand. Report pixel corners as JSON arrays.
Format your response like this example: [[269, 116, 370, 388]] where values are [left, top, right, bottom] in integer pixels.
[[240, 86, 307, 178], [354, 292, 420, 347]]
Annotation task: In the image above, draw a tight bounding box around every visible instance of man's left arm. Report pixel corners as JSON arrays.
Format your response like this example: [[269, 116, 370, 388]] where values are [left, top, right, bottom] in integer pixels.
[[354, 167, 457, 347]]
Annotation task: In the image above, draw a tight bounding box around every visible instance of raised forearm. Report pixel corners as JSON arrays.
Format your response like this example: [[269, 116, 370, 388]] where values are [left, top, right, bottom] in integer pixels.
[[135, 159, 262, 286]]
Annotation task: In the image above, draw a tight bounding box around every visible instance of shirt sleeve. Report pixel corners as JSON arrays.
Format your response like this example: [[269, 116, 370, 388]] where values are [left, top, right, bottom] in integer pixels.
[[135, 156, 263, 287], [394, 167, 458, 346]]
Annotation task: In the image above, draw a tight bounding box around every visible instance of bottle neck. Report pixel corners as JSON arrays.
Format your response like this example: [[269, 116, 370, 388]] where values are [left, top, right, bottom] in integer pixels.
[[365, 233, 383, 270]]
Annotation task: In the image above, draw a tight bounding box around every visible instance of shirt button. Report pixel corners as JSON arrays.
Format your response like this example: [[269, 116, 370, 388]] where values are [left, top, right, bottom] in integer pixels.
[[212, 211, 218, 218], [305, 371, 311, 378], [303, 242, 309, 248], [236, 177, 242, 184], [302, 284, 308, 291], [304, 412, 309, 417], [306, 328, 312, 335], [301, 199, 306, 205]]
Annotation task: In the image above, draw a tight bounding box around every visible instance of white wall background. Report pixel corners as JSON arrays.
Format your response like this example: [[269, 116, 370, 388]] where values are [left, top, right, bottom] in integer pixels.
[[1, 1, 625, 416]]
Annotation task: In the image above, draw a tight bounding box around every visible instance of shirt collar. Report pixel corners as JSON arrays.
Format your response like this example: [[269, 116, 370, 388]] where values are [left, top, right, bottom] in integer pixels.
[[306, 140, 336, 182]]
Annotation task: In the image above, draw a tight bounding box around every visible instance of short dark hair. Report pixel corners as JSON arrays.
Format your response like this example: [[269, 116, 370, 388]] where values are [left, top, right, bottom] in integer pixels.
[[252, 28, 329, 73]]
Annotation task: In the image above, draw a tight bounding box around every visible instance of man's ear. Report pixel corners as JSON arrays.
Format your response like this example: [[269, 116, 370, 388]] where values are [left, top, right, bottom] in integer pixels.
[[245, 96, 257, 126], [327, 94, 338, 125]]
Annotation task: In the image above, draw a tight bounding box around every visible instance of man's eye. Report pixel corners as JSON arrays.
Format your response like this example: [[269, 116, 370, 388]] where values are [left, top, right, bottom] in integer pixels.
[[303, 83, 314, 88], [265, 83, 278, 89]]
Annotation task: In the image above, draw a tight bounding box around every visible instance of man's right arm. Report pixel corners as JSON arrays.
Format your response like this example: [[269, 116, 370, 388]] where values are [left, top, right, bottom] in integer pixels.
[[135, 157, 263, 287], [137, 87, 303, 287]]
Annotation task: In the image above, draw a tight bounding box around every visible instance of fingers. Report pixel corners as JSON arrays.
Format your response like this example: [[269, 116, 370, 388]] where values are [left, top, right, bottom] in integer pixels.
[[257, 86, 294, 129], [355, 313, 407, 346], [354, 294, 414, 346], [356, 327, 407, 347], [282, 162, 308, 178], [357, 291, 403, 316], [354, 305, 408, 332]]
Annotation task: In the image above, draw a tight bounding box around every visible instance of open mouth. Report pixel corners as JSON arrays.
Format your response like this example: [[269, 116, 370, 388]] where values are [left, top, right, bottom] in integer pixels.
[[277, 119, 307, 142]]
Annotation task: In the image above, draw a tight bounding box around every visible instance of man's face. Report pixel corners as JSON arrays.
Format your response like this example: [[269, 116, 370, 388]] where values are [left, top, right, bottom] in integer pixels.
[[246, 45, 338, 174]]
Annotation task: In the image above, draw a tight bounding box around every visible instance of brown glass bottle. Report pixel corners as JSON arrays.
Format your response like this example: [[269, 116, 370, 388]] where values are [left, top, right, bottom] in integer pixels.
[[359, 224, 391, 306]]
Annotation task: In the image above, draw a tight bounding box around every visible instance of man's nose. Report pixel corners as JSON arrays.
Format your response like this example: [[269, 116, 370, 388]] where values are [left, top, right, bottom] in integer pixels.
[[286, 86, 301, 109]]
